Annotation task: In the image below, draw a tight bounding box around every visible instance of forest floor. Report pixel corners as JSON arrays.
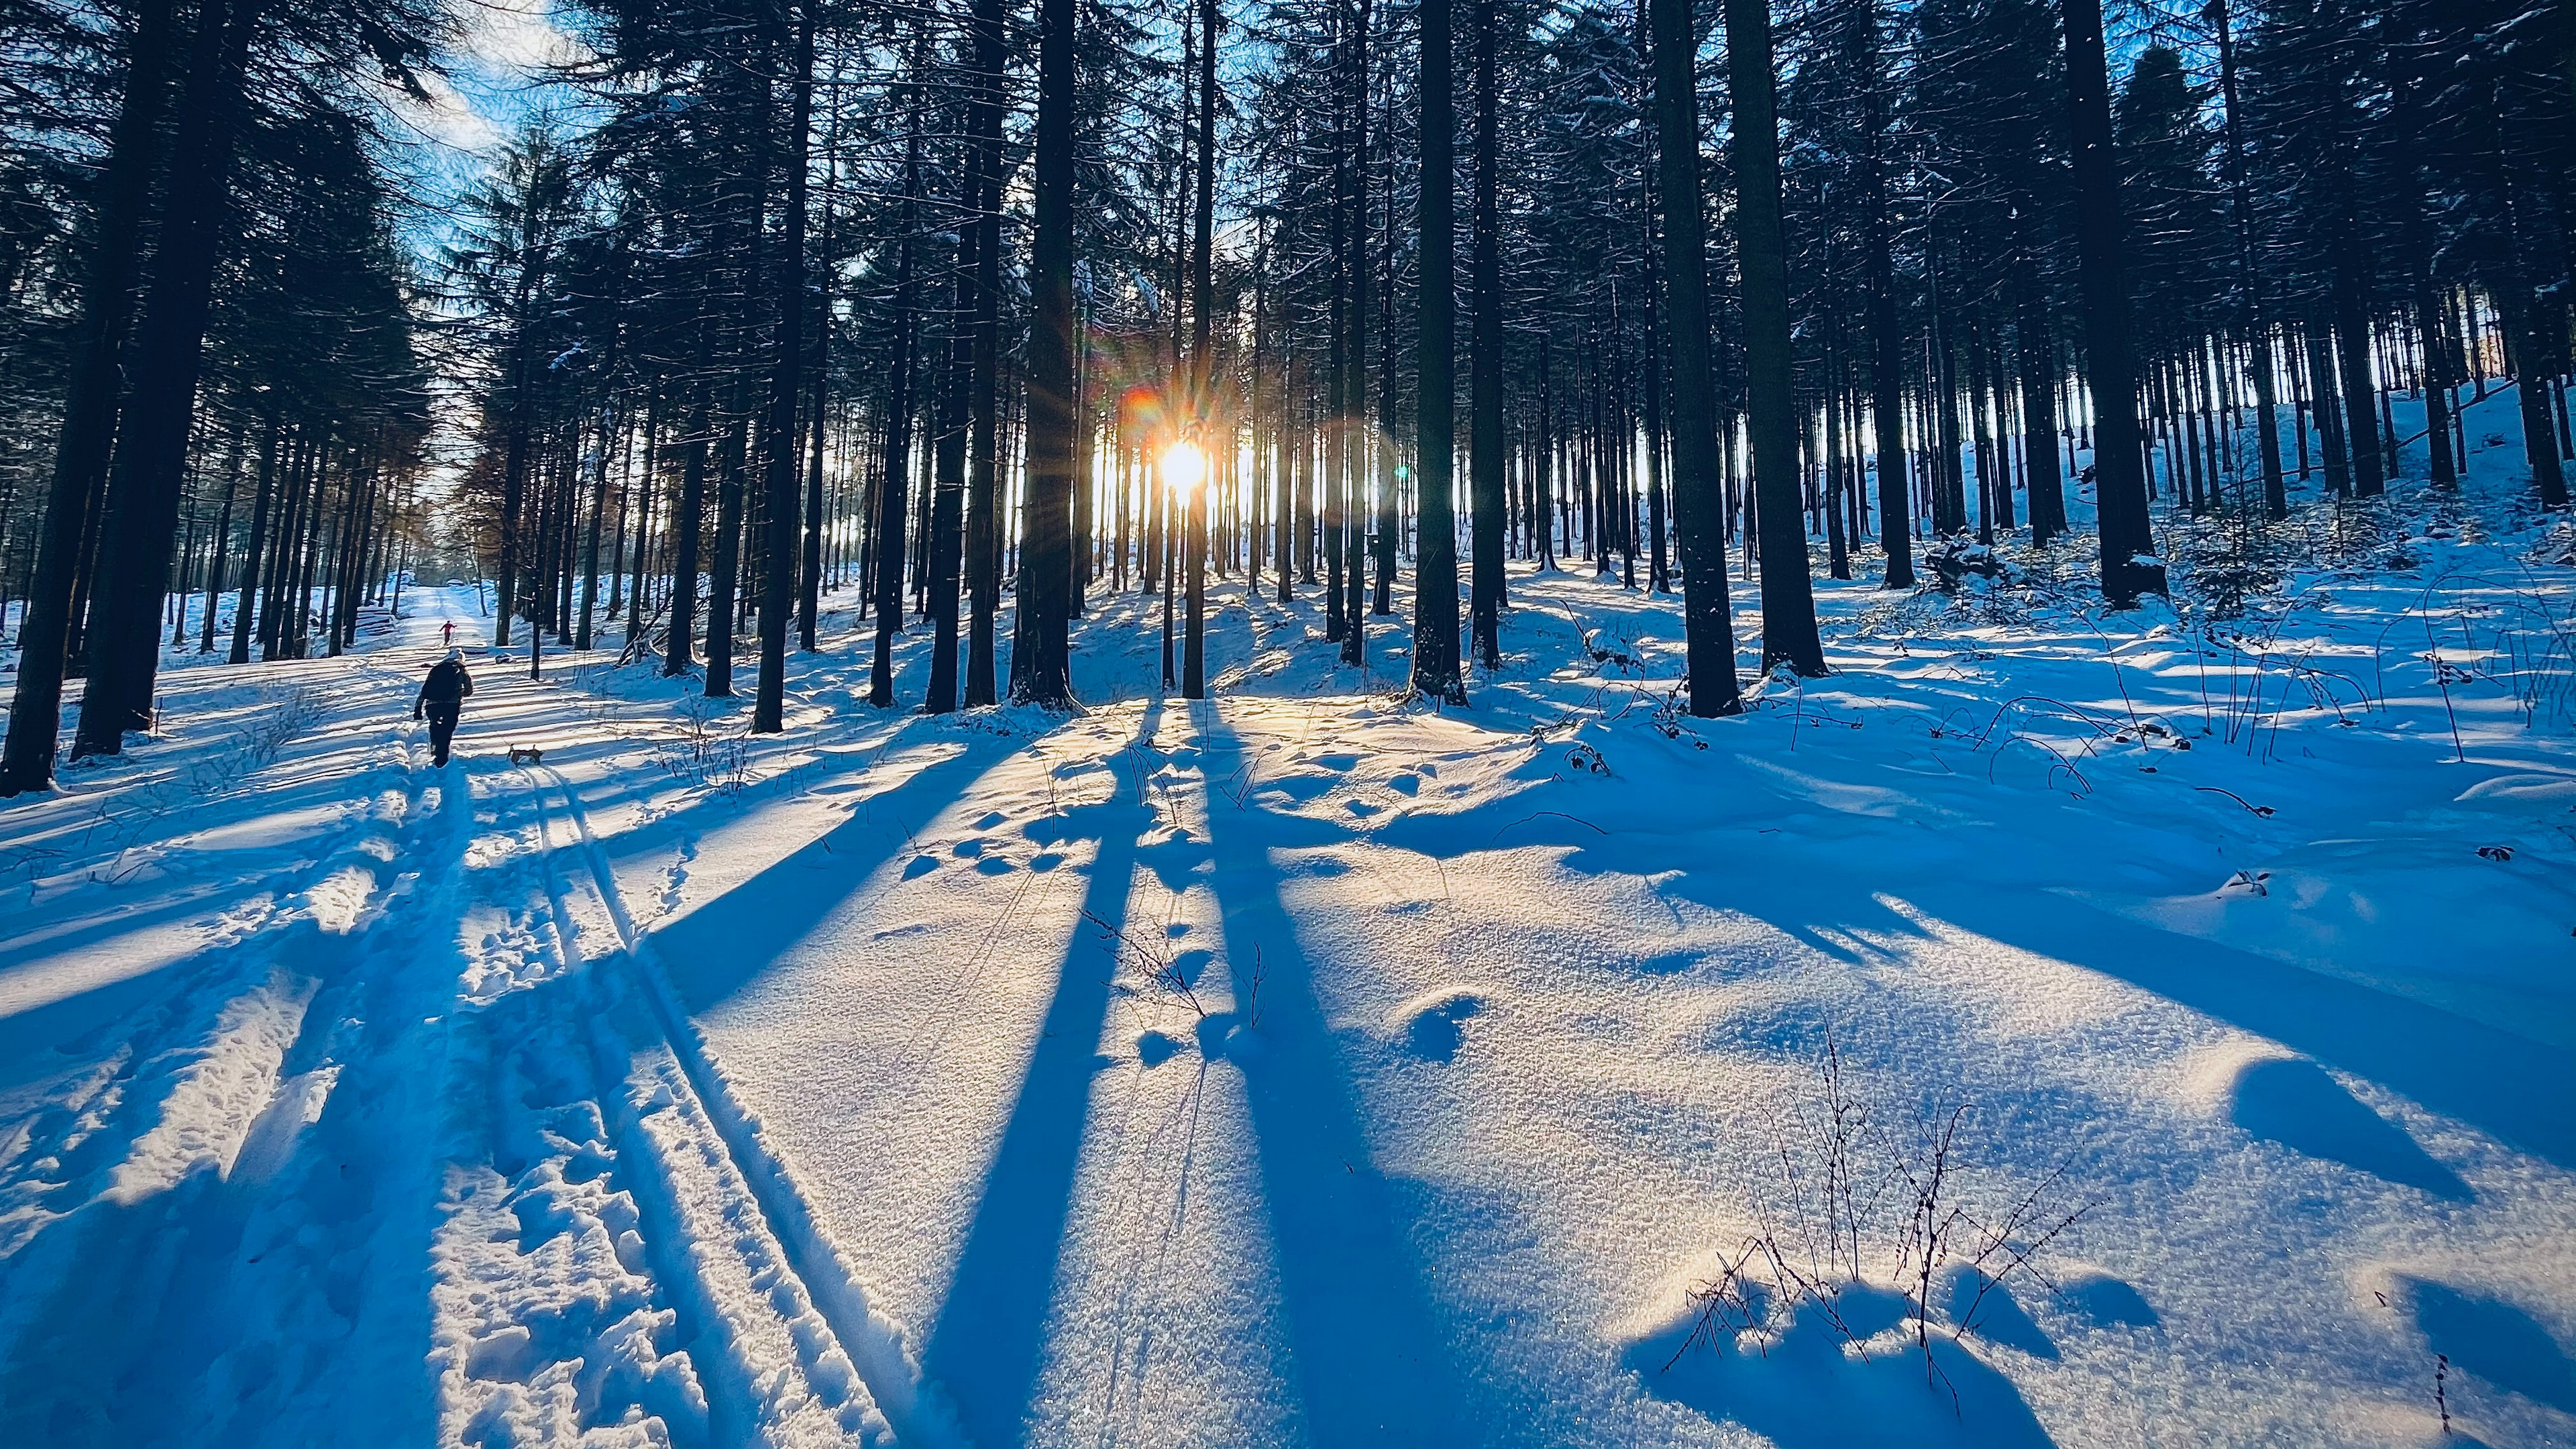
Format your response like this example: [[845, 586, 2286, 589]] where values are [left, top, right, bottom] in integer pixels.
[[4, 390, 2576, 1449]]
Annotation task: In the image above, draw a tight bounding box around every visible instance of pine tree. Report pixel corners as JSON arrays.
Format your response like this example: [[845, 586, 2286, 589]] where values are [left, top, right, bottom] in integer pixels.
[[1646, 0, 1743, 715]]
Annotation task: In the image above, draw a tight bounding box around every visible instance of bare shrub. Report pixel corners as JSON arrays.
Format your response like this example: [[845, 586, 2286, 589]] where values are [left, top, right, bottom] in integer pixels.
[[1090, 892, 1209, 1018], [1089, 888, 1261, 1026], [650, 692, 753, 796], [1671, 1030, 2094, 1401], [215, 684, 323, 780]]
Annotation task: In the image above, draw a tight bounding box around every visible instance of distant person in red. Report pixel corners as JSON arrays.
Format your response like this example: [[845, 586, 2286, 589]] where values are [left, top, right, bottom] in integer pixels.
[[442, 619, 455, 647], [415, 648, 474, 767]]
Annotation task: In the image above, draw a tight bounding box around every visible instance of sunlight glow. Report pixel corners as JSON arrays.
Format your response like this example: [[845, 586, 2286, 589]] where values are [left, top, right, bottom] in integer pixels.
[[1161, 439, 1208, 494]]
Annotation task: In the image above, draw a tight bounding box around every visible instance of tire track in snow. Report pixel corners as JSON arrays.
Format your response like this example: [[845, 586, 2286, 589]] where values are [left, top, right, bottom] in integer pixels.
[[511, 761, 966, 1449]]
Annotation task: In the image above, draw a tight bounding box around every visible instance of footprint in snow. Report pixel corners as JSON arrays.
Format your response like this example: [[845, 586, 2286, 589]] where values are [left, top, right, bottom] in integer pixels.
[[2229, 1056, 2471, 1200], [2398, 1275, 2576, 1413], [1396, 989, 1485, 1064], [2056, 1272, 2159, 1332]]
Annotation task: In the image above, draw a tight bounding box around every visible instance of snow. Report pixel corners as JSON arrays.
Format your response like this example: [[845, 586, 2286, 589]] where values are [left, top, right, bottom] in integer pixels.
[[3, 389, 2574, 1448]]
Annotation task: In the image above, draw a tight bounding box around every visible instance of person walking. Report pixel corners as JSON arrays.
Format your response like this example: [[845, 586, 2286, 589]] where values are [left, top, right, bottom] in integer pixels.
[[415, 647, 474, 767], [442, 619, 455, 647]]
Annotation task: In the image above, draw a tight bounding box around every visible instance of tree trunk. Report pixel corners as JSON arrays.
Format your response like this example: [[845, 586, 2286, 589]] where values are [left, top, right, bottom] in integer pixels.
[[665, 388, 708, 676], [1723, 0, 1824, 673], [963, 0, 1005, 708], [2501, 288, 2569, 505], [2203, 0, 2286, 517], [1466, 0, 1507, 659], [2059, 0, 2161, 600], [1339, 0, 1372, 670], [1646, 0, 1743, 714], [2334, 265, 2384, 496], [1411, 0, 1465, 701], [871, 45, 926, 706], [2016, 257, 2066, 543], [0, 0, 178, 793], [199, 445, 240, 654], [1183, 0, 1219, 696], [1017, 0, 1076, 704], [755, 4, 815, 733], [226, 412, 279, 665], [706, 413, 746, 696], [70, 0, 257, 760]]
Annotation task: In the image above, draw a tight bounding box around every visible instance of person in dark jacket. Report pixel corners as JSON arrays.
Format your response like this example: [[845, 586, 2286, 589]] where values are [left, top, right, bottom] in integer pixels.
[[415, 647, 474, 766]]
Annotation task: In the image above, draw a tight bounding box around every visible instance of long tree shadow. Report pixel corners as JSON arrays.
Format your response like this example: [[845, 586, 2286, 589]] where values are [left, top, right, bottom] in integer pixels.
[[1395, 782, 2574, 1173], [0, 749, 431, 1090], [920, 707, 1161, 1449], [649, 741, 1000, 1018], [1923, 883, 2576, 1172], [1195, 709, 1477, 1446]]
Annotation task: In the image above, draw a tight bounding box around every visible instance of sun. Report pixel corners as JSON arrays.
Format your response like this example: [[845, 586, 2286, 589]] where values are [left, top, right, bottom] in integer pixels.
[[1161, 439, 1207, 494]]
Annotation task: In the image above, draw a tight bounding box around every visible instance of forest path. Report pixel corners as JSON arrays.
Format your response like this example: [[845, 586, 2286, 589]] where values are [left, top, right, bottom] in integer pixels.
[[0, 608, 946, 1448]]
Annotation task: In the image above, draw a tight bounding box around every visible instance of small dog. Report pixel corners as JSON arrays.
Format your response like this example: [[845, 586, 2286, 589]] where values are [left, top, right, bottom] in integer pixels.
[[507, 745, 545, 765]]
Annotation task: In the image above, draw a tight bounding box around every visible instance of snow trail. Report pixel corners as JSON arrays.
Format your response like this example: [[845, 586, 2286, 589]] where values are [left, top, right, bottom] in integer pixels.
[[0, 692, 466, 1442], [513, 757, 963, 1448], [0, 621, 956, 1448]]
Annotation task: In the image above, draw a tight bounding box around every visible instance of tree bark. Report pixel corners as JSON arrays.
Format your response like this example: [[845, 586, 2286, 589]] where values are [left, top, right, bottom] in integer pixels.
[[665, 388, 708, 676], [2206, 0, 2285, 517], [2059, 0, 2162, 600], [71, 0, 258, 759], [1016, 0, 1077, 704], [1412, 0, 1465, 701], [1468, 0, 1507, 662], [1646, 0, 1743, 714], [870, 42, 926, 707], [1723, 0, 1825, 673], [0, 0, 178, 792], [755, 4, 814, 734], [963, 0, 1004, 707]]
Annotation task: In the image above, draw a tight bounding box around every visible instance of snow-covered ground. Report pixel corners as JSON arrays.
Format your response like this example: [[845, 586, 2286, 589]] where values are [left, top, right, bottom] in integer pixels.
[[4, 390, 2574, 1448]]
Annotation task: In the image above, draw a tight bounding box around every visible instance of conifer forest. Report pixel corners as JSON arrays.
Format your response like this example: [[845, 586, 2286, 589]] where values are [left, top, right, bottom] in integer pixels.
[[0, 0, 2573, 1441]]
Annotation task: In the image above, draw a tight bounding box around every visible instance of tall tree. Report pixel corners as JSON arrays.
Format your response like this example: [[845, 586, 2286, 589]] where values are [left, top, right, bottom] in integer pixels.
[[73, 0, 262, 757], [1466, 0, 1506, 667], [1413, 0, 1466, 701], [1646, 0, 1743, 715], [0, 0, 179, 794], [2208, 0, 2288, 518], [1853, 0, 1914, 584], [753, 3, 815, 735], [1723, 0, 1825, 674], [1016, 0, 1077, 705], [2060, 0, 2161, 600]]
